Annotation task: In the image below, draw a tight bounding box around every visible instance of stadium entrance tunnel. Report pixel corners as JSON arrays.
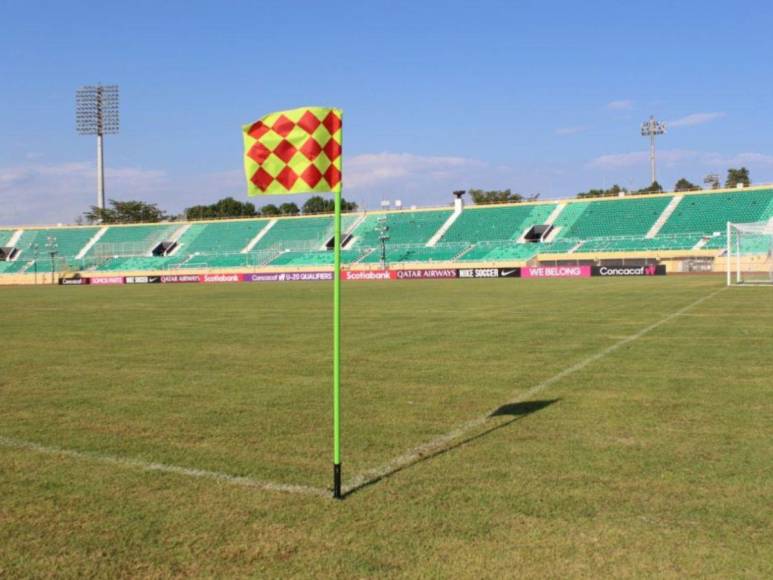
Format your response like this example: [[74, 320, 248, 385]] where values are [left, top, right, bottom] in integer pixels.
[[523, 224, 553, 242], [325, 233, 353, 250], [0, 247, 19, 261], [152, 241, 177, 256]]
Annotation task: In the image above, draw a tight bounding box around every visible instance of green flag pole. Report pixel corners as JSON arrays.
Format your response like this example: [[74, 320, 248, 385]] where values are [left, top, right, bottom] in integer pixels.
[[332, 184, 342, 499]]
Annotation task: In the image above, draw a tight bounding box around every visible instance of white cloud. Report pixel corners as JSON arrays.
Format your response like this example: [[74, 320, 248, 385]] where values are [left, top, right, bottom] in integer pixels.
[[0, 162, 167, 226], [241, 153, 505, 211], [555, 126, 588, 136], [669, 112, 726, 128], [345, 153, 485, 189], [729, 152, 773, 167], [607, 100, 634, 111], [0, 154, 496, 225], [589, 149, 700, 170], [588, 148, 773, 171]]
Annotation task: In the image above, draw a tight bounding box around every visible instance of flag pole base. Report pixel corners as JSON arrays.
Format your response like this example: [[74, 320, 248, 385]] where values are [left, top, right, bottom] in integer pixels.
[[333, 463, 342, 499]]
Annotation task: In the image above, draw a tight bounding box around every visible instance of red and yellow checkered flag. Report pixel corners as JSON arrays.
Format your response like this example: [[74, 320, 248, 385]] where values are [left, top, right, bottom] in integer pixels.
[[243, 107, 342, 195]]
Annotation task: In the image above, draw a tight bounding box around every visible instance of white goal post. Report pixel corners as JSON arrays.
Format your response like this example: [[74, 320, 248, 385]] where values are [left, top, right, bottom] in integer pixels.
[[726, 219, 773, 286]]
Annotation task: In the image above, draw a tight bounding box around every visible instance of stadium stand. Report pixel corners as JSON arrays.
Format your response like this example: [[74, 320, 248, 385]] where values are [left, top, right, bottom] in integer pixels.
[[85, 224, 177, 259], [0, 230, 13, 247], [357, 243, 465, 264], [575, 234, 702, 253], [351, 210, 452, 247], [553, 196, 673, 239], [0, 260, 29, 273], [253, 214, 359, 252], [15, 227, 99, 258], [659, 190, 773, 235], [3, 187, 773, 276], [10, 227, 100, 271], [98, 256, 182, 271], [175, 220, 269, 255], [440, 204, 556, 243], [268, 249, 366, 266], [460, 239, 578, 262]]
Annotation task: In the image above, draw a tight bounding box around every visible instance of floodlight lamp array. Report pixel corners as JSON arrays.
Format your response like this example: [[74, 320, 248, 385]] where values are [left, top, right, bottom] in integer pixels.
[[76, 85, 120, 135], [640, 116, 666, 137]]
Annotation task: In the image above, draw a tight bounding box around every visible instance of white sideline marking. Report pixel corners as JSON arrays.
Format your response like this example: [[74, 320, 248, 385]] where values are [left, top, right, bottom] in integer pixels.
[[345, 286, 727, 492], [0, 435, 327, 498]]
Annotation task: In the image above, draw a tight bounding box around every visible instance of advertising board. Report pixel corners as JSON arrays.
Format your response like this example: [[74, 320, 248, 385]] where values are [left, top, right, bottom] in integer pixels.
[[591, 265, 666, 277], [521, 265, 591, 278]]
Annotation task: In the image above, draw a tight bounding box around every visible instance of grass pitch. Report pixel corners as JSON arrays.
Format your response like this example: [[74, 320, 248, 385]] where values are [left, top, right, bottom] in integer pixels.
[[1, 276, 771, 577]]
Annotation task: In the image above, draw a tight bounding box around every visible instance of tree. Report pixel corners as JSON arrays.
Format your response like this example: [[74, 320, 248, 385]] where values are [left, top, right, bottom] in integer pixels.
[[634, 181, 664, 195], [260, 204, 280, 216], [184, 205, 210, 220], [212, 196, 257, 217], [302, 196, 329, 214], [468, 189, 524, 205], [83, 199, 171, 224], [725, 167, 751, 189], [301, 195, 358, 214], [674, 178, 702, 192], [183, 196, 257, 220], [576, 184, 627, 199], [279, 202, 300, 216]]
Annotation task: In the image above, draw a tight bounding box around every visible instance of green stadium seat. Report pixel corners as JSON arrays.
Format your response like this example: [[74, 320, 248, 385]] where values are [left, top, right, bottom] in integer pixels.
[[0, 230, 14, 248], [659, 189, 773, 235], [350, 211, 451, 248], [176, 220, 269, 255], [13, 227, 99, 260], [267, 249, 366, 266], [253, 214, 360, 252], [357, 243, 465, 264], [3, 189, 773, 275], [441, 203, 556, 243], [553, 196, 673, 239], [85, 224, 178, 259]]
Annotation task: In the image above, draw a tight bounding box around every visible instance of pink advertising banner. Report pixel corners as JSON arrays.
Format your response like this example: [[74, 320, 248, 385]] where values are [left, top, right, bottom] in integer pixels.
[[89, 276, 125, 285], [521, 265, 591, 278]]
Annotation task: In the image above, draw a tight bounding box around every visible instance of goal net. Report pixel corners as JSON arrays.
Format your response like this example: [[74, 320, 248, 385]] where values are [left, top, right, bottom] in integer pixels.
[[727, 219, 773, 285]]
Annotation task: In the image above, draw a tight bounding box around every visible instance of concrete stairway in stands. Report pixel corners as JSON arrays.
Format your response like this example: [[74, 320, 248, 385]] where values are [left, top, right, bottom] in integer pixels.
[[242, 219, 276, 253], [6, 229, 24, 258], [76, 227, 108, 259], [646, 195, 683, 238], [426, 206, 463, 247]]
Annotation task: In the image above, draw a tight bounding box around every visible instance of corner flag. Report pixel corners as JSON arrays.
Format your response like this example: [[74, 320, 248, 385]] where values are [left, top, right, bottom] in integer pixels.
[[242, 107, 345, 499], [243, 107, 342, 195]]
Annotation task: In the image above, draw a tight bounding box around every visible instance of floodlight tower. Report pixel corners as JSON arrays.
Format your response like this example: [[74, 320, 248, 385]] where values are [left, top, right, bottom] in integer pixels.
[[45, 235, 58, 285], [76, 85, 120, 210], [375, 216, 390, 269], [641, 116, 666, 185], [31, 243, 39, 285]]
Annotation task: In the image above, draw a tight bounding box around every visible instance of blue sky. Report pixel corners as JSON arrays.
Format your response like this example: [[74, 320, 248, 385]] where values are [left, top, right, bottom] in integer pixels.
[[1, 0, 772, 225]]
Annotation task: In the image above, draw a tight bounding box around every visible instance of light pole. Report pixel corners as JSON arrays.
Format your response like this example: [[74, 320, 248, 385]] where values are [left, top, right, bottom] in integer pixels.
[[76, 85, 120, 211], [641, 116, 666, 185], [376, 216, 390, 269], [32, 242, 39, 285], [46, 235, 58, 285], [704, 173, 720, 190]]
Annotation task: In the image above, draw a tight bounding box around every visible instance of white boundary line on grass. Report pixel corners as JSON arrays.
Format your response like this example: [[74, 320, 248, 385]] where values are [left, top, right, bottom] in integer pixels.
[[345, 286, 727, 492], [0, 435, 328, 497], [0, 285, 726, 499]]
